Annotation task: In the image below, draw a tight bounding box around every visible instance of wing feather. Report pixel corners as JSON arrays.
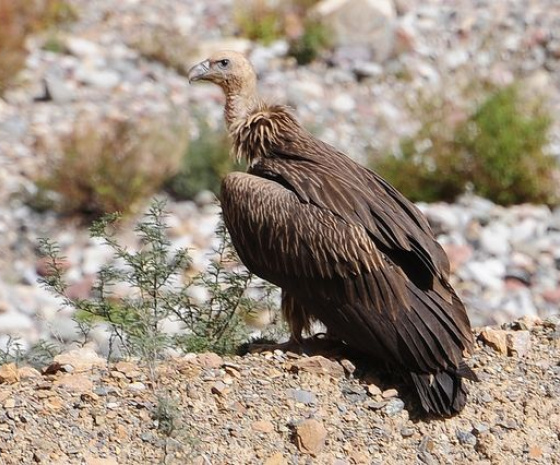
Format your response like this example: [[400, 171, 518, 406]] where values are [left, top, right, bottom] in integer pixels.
[[221, 171, 472, 375]]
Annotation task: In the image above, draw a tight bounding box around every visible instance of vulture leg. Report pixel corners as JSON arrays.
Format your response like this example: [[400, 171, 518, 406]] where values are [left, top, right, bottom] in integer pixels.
[[249, 290, 347, 355]]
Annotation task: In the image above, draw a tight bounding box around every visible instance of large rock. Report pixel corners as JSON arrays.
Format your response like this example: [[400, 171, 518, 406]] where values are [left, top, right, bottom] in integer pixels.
[[313, 0, 396, 62]]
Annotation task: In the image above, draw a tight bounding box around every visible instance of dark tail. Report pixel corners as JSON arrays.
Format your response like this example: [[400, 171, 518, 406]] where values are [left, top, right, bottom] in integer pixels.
[[410, 362, 477, 417]]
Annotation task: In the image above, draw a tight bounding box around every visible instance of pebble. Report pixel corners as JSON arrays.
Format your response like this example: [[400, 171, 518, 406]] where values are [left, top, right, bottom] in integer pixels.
[[383, 398, 405, 416], [456, 429, 477, 446], [401, 427, 415, 438], [295, 419, 327, 455], [288, 389, 317, 405]]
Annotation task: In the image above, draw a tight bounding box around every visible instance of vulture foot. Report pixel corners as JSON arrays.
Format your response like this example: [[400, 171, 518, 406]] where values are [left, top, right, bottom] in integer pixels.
[[249, 333, 347, 357]]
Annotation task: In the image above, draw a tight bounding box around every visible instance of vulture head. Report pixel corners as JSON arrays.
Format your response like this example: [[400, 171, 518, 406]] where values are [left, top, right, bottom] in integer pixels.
[[188, 51, 259, 128]]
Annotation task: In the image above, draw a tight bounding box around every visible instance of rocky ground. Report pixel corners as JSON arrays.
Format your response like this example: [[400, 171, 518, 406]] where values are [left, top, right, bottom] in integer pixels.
[[0, 315, 559, 464]]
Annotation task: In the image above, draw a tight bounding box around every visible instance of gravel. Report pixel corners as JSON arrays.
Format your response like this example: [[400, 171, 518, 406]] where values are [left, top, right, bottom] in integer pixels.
[[0, 318, 559, 463]]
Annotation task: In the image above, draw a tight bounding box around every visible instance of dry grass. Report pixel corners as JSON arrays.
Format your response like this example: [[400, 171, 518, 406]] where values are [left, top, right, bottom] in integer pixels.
[[128, 25, 195, 76], [0, 0, 76, 94], [34, 115, 188, 219]]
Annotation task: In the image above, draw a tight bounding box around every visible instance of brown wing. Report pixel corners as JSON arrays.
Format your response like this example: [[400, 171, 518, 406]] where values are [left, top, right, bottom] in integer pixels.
[[221, 171, 473, 376]]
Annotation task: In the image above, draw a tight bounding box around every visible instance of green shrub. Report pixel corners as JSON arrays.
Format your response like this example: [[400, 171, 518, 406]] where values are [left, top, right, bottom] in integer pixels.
[[165, 121, 234, 201], [38, 200, 278, 367], [456, 85, 556, 205], [33, 115, 187, 219], [234, 0, 284, 45], [375, 98, 467, 203], [234, 0, 328, 63], [0, 0, 76, 94], [375, 84, 557, 205], [288, 18, 331, 65], [0, 337, 60, 369]]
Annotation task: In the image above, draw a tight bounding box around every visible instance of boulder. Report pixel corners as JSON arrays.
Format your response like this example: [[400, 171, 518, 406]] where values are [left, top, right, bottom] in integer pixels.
[[313, 0, 396, 62]]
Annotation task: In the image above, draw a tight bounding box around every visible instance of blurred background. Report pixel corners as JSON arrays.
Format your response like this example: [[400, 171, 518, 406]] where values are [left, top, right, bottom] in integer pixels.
[[1, 0, 560, 361]]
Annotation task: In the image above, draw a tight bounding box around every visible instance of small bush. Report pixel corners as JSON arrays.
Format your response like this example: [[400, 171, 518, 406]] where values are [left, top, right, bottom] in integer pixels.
[[39, 200, 276, 369], [375, 95, 467, 203], [128, 25, 194, 76], [288, 17, 331, 65], [234, 0, 329, 63], [376, 84, 557, 205], [33, 115, 188, 219], [456, 86, 556, 205], [234, 0, 283, 45], [0, 0, 76, 94], [165, 120, 234, 201], [0, 337, 60, 369]]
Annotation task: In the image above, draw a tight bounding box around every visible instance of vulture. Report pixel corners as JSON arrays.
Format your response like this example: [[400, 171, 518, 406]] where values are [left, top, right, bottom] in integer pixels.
[[188, 51, 477, 417]]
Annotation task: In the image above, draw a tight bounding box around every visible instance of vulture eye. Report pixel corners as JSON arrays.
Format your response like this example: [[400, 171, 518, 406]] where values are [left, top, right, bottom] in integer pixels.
[[218, 59, 230, 69]]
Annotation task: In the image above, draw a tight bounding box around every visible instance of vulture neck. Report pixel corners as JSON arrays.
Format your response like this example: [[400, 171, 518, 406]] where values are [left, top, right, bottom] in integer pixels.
[[224, 84, 260, 130]]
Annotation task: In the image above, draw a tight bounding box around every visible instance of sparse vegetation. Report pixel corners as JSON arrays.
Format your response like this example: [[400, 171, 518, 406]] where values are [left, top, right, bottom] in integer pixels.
[[0, 0, 76, 95], [165, 120, 235, 201], [376, 84, 558, 205], [0, 337, 60, 369], [33, 115, 188, 219], [456, 85, 555, 205], [39, 200, 277, 373], [128, 25, 194, 76], [234, 0, 330, 64]]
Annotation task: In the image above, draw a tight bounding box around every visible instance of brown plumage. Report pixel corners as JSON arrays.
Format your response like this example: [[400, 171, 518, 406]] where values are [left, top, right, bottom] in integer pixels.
[[188, 51, 477, 417]]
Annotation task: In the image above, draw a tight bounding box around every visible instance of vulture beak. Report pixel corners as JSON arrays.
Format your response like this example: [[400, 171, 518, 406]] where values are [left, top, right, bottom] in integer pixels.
[[187, 60, 211, 83]]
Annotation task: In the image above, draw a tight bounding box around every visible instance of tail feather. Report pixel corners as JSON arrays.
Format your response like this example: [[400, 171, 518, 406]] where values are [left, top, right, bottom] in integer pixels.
[[410, 370, 469, 416]]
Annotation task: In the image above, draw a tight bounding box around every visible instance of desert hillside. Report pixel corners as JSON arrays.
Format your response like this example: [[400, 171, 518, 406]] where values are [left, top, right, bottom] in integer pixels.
[[1, 317, 559, 464]]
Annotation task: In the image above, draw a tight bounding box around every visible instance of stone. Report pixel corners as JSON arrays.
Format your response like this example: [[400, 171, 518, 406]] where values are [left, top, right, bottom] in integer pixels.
[[295, 419, 327, 455], [381, 388, 398, 399], [506, 331, 531, 358], [288, 389, 317, 405], [251, 420, 275, 434], [479, 223, 511, 256], [264, 452, 288, 465], [332, 93, 356, 113], [401, 427, 415, 438], [479, 328, 508, 355], [211, 381, 229, 397], [383, 398, 405, 416], [128, 382, 146, 392], [367, 384, 382, 396], [196, 352, 223, 369], [54, 346, 106, 372], [0, 363, 19, 384], [528, 446, 543, 459], [53, 374, 93, 393], [66, 37, 100, 58], [456, 429, 477, 446], [77, 69, 121, 90], [114, 361, 143, 379], [286, 81, 324, 105], [287, 355, 345, 378], [0, 311, 34, 333], [313, 0, 396, 62], [41, 76, 75, 103], [340, 358, 356, 375], [84, 455, 119, 465], [18, 366, 41, 379], [441, 244, 473, 273]]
